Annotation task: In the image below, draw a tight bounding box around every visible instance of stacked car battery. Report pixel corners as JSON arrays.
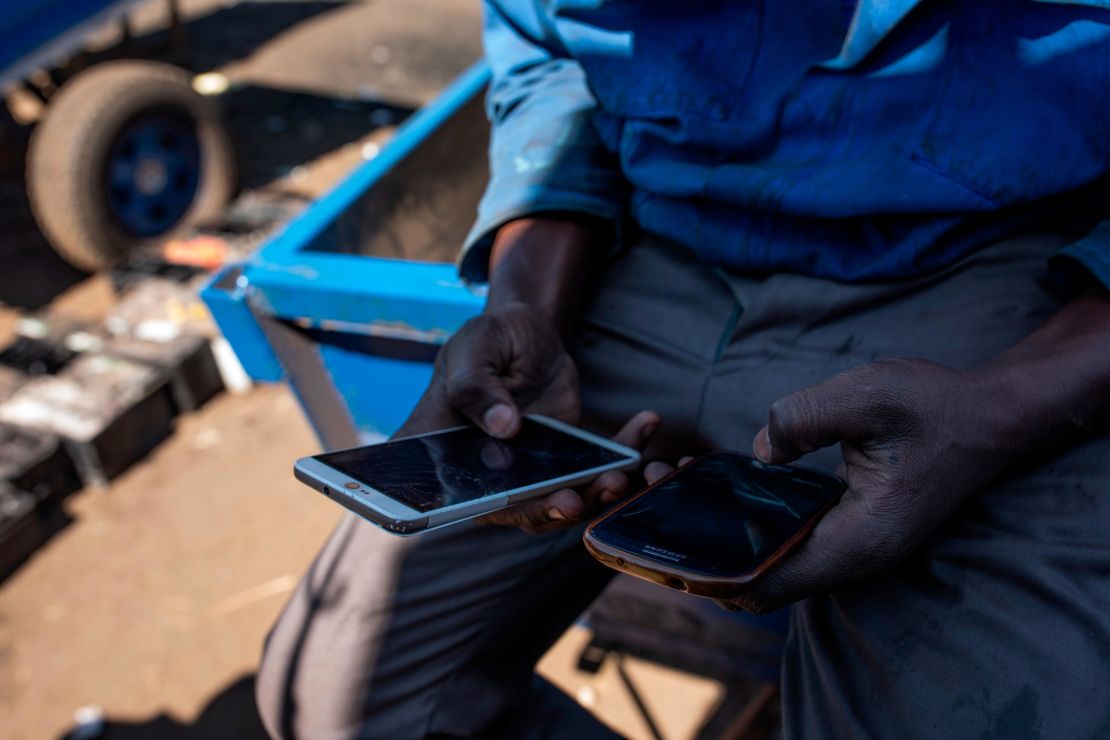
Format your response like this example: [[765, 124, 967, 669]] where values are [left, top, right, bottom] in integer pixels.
[[0, 251, 251, 580]]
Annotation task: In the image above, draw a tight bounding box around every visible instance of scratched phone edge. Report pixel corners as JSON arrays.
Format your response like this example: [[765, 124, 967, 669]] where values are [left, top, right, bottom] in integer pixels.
[[293, 415, 641, 536]]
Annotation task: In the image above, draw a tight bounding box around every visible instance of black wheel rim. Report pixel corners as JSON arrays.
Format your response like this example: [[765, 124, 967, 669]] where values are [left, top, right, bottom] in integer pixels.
[[105, 113, 202, 237]]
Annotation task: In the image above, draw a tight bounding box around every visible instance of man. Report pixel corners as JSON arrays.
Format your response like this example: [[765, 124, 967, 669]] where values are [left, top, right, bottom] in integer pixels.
[[257, 1, 1110, 737]]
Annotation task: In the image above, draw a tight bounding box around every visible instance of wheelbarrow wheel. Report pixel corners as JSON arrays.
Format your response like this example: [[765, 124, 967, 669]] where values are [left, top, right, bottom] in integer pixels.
[[26, 60, 235, 272]]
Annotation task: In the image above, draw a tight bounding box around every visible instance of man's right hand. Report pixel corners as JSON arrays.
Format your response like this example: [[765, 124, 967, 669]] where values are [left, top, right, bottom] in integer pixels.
[[397, 300, 579, 438], [401, 298, 657, 532], [398, 216, 658, 532], [399, 216, 598, 439], [439, 301, 581, 437]]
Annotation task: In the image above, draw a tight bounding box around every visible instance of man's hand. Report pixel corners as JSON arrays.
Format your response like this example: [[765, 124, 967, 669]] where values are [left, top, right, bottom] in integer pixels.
[[727, 358, 1020, 612], [401, 215, 601, 440], [399, 215, 659, 532], [635, 359, 1007, 612], [639, 291, 1110, 613], [402, 300, 658, 533], [482, 409, 658, 533], [441, 301, 581, 438]]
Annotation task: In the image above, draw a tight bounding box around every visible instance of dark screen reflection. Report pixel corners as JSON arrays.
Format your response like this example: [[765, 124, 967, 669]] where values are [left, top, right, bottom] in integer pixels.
[[315, 419, 627, 512], [593, 454, 843, 576]]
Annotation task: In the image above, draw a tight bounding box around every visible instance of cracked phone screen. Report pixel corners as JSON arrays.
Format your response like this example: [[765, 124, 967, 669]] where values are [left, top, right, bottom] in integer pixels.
[[314, 419, 629, 512], [594, 453, 843, 576]]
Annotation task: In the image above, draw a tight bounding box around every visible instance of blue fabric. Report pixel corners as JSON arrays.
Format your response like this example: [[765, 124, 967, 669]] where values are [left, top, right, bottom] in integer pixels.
[[462, 0, 1110, 288]]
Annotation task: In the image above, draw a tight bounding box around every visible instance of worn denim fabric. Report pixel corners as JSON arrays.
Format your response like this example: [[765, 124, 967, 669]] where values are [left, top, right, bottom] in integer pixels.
[[463, 0, 1110, 289]]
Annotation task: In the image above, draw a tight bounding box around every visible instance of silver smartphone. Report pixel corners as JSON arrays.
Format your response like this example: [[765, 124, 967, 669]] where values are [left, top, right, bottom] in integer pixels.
[[293, 415, 641, 535]]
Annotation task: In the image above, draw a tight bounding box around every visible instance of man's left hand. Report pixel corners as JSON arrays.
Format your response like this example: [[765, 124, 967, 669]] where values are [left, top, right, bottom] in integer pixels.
[[736, 358, 1022, 613]]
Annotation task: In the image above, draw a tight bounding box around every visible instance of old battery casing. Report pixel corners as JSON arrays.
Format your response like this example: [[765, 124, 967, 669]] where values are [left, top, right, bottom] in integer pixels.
[[105, 334, 224, 414], [0, 355, 174, 487]]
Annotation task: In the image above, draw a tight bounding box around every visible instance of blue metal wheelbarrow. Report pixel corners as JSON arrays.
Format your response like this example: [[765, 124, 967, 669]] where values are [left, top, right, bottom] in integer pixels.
[[1, 0, 234, 271]]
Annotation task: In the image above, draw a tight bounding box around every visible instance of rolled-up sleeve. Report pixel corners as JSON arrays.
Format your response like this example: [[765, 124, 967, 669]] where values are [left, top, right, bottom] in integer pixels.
[[458, 0, 627, 283]]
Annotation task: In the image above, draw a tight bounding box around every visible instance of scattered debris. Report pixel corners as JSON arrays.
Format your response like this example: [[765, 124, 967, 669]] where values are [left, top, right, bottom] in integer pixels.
[[0, 354, 175, 487]]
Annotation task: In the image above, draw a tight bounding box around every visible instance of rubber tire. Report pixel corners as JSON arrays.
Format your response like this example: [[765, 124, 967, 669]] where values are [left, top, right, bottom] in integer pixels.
[[26, 60, 235, 272]]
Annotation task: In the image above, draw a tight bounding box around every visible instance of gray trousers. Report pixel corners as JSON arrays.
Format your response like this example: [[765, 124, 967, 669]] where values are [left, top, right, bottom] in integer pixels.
[[256, 232, 1110, 739]]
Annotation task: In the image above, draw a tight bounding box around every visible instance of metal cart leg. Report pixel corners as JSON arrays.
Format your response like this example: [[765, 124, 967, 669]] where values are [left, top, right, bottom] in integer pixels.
[[255, 315, 362, 451]]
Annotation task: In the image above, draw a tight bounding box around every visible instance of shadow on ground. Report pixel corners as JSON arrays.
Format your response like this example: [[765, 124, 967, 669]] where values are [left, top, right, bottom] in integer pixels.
[[73, 2, 351, 74], [58, 675, 268, 740], [167, 1, 351, 73], [221, 85, 412, 190]]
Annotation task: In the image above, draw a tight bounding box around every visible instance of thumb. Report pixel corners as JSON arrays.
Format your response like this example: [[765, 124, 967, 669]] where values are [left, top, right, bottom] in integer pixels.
[[755, 370, 877, 465], [446, 366, 521, 438]]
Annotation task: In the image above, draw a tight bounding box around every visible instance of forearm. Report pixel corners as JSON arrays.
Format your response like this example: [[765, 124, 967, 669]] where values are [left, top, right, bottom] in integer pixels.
[[974, 289, 1110, 451], [486, 215, 608, 338]]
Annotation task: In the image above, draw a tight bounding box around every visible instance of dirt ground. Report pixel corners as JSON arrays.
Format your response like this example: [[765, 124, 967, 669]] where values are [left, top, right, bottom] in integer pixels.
[[0, 386, 332, 739], [0, 2, 727, 738]]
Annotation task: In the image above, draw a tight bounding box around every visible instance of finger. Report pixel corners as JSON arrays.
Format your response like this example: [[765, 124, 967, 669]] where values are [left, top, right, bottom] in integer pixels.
[[571, 413, 660, 510], [612, 410, 660, 451], [643, 461, 674, 485], [581, 470, 630, 509], [755, 369, 879, 465], [734, 494, 894, 613], [445, 362, 521, 438], [395, 383, 463, 437], [644, 455, 695, 486], [480, 489, 585, 532]]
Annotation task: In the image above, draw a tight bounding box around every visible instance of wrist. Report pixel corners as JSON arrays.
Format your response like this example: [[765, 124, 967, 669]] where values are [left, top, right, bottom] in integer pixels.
[[964, 363, 1039, 450], [486, 215, 606, 336], [966, 353, 1093, 459]]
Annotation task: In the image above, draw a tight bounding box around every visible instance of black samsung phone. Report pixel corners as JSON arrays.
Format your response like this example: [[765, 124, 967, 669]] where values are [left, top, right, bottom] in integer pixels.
[[584, 452, 845, 598]]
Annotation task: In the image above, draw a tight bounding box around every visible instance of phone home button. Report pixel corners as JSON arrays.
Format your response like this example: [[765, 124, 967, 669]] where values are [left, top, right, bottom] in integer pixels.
[[345, 482, 360, 490]]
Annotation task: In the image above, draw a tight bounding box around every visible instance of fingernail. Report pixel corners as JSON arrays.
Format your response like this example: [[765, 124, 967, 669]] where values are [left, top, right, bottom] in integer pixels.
[[600, 489, 618, 504], [641, 424, 658, 439], [547, 507, 566, 521], [484, 404, 514, 437], [754, 429, 773, 462]]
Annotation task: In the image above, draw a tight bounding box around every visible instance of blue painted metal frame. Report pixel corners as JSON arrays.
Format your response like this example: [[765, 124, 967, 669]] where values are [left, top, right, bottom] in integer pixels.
[[244, 62, 490, 338], [201, 266, 284, 382], [204, 61, 491, 443]]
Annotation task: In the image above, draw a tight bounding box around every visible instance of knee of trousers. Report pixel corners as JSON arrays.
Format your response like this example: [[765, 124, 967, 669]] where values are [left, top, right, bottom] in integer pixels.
[[252, 519, 416, 739]]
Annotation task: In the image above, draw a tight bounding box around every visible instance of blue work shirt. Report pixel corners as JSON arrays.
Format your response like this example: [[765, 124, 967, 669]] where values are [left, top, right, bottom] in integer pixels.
[[461, 0, 1110, 289]]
